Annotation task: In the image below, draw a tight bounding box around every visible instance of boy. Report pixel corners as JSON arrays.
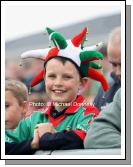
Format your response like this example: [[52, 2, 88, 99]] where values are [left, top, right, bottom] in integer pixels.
[[5, 27, 109, 154], [5, 79, 28, 130]]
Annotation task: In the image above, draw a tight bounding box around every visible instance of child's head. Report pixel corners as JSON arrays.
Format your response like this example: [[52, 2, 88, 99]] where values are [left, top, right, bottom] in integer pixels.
[[5, 79, 28, 130], [44, 56, 88, 104]]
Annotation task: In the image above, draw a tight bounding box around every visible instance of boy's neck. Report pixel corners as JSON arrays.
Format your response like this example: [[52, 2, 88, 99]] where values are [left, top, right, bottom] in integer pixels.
[[54, 102, 70, 112], [53, 96, 78, 112]]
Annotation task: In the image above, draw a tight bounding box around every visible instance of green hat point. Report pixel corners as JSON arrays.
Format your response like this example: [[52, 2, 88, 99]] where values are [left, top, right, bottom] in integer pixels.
[[89, 62, 102, 69], [46, 27, 55, 35], [80, 51, 104, 61], [50, 32, 67, 49]]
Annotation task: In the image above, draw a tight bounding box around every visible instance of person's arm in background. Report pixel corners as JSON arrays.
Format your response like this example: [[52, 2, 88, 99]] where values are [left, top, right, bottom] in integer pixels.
[[84, 88, 121, 149]]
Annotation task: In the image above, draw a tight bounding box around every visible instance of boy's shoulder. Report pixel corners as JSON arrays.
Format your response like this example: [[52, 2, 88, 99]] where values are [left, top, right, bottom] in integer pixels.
[[83, 99, 99, 116]]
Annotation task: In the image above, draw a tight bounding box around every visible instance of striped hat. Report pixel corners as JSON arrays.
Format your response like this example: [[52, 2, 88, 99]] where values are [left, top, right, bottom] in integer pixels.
[[20, 27, 109, 92]]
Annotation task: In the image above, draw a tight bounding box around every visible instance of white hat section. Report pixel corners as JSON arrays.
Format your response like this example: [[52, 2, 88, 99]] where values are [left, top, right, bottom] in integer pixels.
[[20, 48, 50, 60], [58, 45, 81, 66]]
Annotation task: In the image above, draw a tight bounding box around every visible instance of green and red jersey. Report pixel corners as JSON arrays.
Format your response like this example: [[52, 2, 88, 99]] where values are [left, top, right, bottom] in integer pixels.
[[5, 95, 99, 154]]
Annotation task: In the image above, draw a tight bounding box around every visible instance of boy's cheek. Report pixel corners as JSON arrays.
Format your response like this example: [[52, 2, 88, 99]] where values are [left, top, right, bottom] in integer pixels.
[[45, 81, 52, 88]]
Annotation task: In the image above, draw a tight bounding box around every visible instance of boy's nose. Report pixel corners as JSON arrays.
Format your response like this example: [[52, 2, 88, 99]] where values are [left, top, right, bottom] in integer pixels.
[[54, 77, 63, 86]]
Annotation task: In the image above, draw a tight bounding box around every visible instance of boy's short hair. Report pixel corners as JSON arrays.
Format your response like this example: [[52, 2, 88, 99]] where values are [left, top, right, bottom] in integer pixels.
[[44, 56, 83, 78], [5, 79, 28, 105]]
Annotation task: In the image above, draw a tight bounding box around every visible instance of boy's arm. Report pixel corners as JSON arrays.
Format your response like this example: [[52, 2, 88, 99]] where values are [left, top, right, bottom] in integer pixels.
[[5, 117, 38, 155], [5, 140, 35, 155], [39, 130, 84, 150], [6, 128, 40, 155]]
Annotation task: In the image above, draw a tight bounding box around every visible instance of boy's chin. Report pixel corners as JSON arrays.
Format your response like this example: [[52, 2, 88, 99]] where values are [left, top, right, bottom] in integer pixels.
[[51, 97, 69, 104]]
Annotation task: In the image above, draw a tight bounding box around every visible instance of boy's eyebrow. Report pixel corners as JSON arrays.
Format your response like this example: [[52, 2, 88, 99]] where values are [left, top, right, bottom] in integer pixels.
[[63, 73, 74, 76]]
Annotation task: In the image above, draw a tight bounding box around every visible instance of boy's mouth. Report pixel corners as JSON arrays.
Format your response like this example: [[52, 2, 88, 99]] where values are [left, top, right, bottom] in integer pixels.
[[52, 89, 66, 94]]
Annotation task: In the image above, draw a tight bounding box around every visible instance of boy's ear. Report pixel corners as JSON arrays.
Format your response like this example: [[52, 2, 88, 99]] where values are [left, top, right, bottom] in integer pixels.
[[79, 77, 90, 95], [21, 101, 28, 117], [81, 77, 89, 87]]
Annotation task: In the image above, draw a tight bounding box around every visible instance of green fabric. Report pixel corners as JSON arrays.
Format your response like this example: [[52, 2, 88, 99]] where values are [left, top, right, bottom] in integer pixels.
[[84, 88, 121, 148], [50, 32, 67, 49], [80, 62, 102, 77], [89, 62, 102, 69], [46, 27, 55, 35], [5, 99, 96, 143], [80, 51, 103, 61], [80, 63, 89, 77]]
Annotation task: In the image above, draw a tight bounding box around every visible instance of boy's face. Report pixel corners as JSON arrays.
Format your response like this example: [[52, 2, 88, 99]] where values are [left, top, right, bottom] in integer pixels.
[[44, 59, 82, 104], [5, 91, 23, 130]]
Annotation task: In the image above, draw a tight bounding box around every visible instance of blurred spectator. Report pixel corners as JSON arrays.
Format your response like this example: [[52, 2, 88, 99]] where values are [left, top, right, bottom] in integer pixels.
[[5, 79, 28, 130], [5, 59, 45, 93], [5, 62, 25, 81], [84, 88, 121, 149], [93, 26, 121, 111], [97, 45, 113, 83]]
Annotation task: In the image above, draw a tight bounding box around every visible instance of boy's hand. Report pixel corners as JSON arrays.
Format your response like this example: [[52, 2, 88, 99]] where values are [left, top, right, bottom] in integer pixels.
[[31, 128, 40, 149], [35, 123, 56, 138]]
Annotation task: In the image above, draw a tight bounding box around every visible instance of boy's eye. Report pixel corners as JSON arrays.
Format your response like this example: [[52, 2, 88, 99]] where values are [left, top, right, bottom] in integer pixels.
[[48, 74, 56, 78], [63, 75, 73, 79]]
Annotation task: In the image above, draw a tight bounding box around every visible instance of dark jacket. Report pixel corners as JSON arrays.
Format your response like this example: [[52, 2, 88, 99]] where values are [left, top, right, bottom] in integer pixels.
[[93, 72, 121, 111]]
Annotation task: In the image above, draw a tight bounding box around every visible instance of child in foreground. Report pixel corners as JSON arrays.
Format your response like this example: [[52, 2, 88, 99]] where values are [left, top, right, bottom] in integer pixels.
[[5, 79, 28, 130], [5, 27, 109, 154]]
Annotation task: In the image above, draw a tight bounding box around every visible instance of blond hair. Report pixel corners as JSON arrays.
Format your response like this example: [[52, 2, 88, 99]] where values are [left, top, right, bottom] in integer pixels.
[[5, 79, 28, 105]]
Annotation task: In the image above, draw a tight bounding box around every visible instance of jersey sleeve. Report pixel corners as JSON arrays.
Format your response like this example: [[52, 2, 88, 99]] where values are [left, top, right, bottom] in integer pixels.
[[5, 118, 31, 143], [73, 105, 99, 140], [5, 140, 37, 155]]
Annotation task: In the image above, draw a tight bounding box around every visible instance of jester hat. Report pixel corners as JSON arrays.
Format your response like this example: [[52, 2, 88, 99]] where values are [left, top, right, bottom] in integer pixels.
[[20, 27, 109, 92]]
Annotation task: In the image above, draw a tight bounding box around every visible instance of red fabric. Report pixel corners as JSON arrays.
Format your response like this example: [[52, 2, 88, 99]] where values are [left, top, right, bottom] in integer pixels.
[[83, 104, 99, 116], [29, 47, 59, 88], [71, 27, 87, 47], [65, 95, 84, 114], [48, 114, 66, 127], [46, 47, 59, 61], [43, 101, 65, 127], [29, 69, 45, 87], [43, 95, 85, 126], [82, 57, 99, 63], [73, 129, 86, 140], [88, 67, 109, 92]]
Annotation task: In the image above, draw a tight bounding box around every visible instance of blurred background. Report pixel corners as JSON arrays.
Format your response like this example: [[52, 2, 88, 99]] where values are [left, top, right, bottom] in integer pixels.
[[5, 2, 121, 108]]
